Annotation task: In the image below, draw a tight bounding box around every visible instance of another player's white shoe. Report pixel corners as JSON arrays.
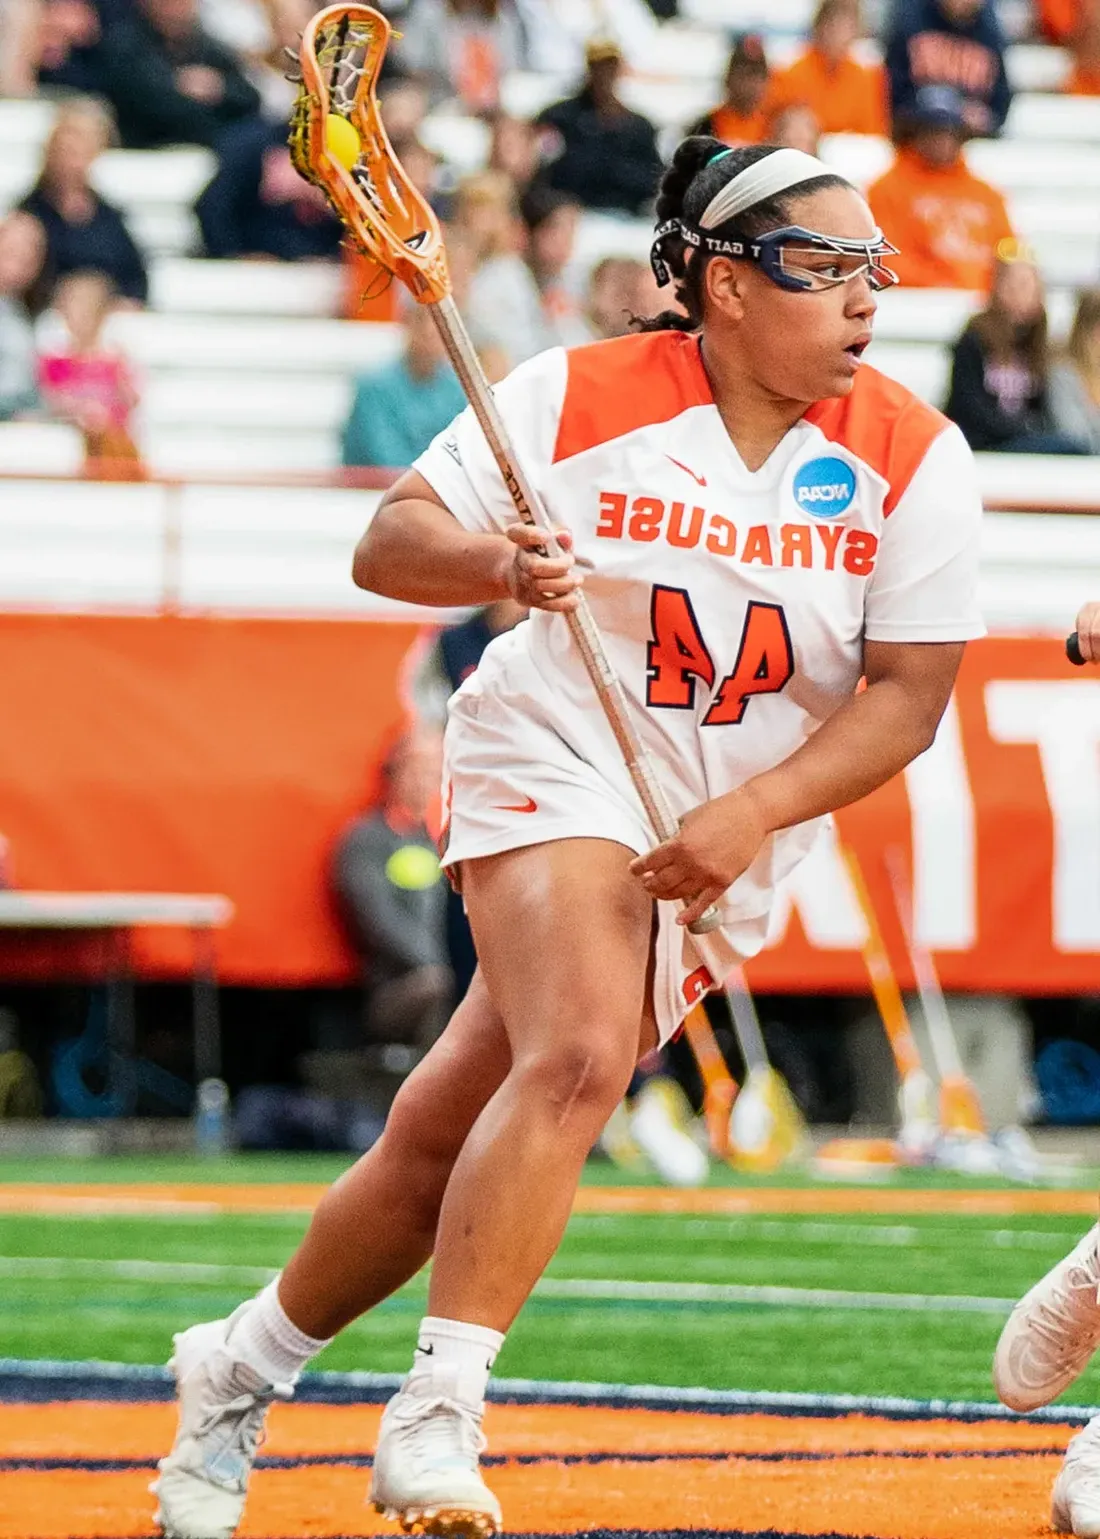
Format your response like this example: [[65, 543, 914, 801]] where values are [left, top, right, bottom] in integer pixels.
[[1053, 1417, 1100, 1537], [370, 1369, 501, 1538], [629, 1077, 709, 1187], [993, 1223, 1100, 1411], [152, 1307, 293, 1539]]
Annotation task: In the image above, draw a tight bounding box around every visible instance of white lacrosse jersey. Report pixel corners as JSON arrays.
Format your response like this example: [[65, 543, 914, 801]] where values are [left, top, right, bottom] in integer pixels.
[[414, 328, 984, 927]]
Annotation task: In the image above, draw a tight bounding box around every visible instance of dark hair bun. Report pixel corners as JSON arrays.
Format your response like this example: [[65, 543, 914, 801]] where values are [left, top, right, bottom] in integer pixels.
[[654, 136, 728, 223]]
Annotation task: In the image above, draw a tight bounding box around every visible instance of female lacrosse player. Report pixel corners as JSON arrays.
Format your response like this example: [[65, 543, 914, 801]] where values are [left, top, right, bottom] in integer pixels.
[[992, 598, 1100, 1539], [154, 140, 984, 1539]]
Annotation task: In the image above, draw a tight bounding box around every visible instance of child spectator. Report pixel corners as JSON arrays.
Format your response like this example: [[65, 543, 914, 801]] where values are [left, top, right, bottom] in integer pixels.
[[945, 243, 1085, 454], [767, 0, 887, 137], [20, 98, 149, 309], [0, 213, 46, 421], [196, 118, 344, 261], [99, 0, 262, 149], [535, 38, 663, 215], [37, 270, 144, 474], [886, 0, 1011, 136], [1049, 289, 1100, 454], [689, 33, 770, 146], [341, 295, 466, 470], [866, 85, 1014, 290]]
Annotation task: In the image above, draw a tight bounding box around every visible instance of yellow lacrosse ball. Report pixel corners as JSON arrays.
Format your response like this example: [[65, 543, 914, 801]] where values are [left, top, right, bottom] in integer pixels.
[[324, 113, 361, 171]]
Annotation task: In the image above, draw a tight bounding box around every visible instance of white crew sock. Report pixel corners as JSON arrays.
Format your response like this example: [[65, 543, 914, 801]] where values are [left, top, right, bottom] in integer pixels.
[[410, 1315, 504, 1411], [228, 1278, 332, 1384]]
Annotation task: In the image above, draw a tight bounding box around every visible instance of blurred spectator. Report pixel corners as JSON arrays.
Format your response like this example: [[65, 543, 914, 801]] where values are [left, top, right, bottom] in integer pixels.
[[341, 295, 466, 469], [99, 0, 262, 149], [534, 38, 662, 216], [766, 101, 822, 154], [1066, 0, 1100, 94], [585, 255, 650, 340], [886, 0, 1011, 137], [33, 0, 124, 95], [1036, 0, 1079, 44], [454, 171, 552, 370], [396, 0, 530, 112], [198, 0, 318, 120], [0, 213, 46, 422], [945, 244, 1085, 454], [196, 118, 344, 260], [19, 99, 149, 309], [519, 183, 587, 345], [689, 33, 770, 146], [379, 78, 431, 143], [0, 0, 40, 94], [866, 86, 1014, 290], [488, 112, 540, 193], [331, 728, 452, 1052], [767, 0, 887, 137], [1049, 289, 1100, 454], [37, 270, 145, 472]]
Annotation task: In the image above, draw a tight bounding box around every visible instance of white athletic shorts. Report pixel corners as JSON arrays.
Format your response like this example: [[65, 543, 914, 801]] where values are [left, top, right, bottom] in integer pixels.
[[441, 643, 773, 1048]]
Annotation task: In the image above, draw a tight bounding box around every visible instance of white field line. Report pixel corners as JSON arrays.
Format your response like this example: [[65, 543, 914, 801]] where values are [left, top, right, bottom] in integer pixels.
[[0, 1255, 1015, 1314], [0, 1354, 1095, 1423], [568, 1215, 1085, 1251]]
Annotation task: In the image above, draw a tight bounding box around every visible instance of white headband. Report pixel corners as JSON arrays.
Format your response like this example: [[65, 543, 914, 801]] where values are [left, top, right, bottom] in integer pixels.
[[699, 148, 835, 230]]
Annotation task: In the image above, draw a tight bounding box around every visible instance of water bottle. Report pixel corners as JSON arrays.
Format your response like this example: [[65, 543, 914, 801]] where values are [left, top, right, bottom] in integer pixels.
[[194, 1077, 231, 1158]]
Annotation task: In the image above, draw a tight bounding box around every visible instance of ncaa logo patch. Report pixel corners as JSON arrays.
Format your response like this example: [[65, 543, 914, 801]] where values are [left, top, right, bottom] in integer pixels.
[[792, 456, 856, 519]]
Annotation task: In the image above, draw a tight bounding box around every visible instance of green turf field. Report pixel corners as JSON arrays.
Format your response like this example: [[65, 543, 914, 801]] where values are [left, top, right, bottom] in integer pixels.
[[2, 1154, 1099, 1407]]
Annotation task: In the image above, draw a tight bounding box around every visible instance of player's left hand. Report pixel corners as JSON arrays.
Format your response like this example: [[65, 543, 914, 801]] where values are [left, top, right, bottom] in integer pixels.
[[629, 789, 771, 929]]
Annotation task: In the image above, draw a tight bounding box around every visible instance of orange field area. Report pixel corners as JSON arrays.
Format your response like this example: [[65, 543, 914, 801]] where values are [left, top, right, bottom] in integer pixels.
[[0, 1394, 1075, 1539], [0, 1182, 1096, 1218]]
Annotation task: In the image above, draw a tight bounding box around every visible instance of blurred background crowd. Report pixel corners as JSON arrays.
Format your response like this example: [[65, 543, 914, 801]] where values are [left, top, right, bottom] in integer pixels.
[[1, 0, 1100, 1171]]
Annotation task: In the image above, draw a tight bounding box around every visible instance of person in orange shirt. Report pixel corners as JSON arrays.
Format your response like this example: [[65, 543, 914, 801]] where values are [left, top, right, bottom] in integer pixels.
[[768, 0, 888, 137], [1065, 0, 1100, 94], [866, 84, 1014, 290], [689, 33, 771, 145]]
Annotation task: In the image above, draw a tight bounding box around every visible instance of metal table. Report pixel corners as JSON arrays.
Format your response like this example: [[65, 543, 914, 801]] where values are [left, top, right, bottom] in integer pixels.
[[0, 892, 234, 1092]]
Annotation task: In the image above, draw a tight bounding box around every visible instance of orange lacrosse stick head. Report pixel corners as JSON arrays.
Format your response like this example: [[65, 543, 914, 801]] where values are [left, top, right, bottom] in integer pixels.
[[289, 4, 450, 303]]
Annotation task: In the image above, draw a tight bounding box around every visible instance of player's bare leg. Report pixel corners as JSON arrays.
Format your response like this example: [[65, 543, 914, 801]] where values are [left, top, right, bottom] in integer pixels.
[[370, 836, 656, 1537], [154, 974, 513, 1539]]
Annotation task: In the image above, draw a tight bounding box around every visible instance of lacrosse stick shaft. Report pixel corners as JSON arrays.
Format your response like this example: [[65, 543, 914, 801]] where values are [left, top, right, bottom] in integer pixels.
[[841, 842, 923, 1080], [724, 965, 770, 1073], [884, 848, 965, 1081], [429, 295, 722, 936]]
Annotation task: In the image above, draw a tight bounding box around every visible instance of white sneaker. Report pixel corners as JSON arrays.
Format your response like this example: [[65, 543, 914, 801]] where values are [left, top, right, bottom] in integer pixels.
[[993, 1223, 1100, 1411], [370, 1369, 501, 1537], [1053, 1417, 1100, 1537], [152, 1307, 294, 1538], [629, 1077, 709, 1187]]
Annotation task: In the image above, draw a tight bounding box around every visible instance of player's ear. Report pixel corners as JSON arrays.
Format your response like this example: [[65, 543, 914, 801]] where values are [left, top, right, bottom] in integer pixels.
[[704, 256, 747, 321]]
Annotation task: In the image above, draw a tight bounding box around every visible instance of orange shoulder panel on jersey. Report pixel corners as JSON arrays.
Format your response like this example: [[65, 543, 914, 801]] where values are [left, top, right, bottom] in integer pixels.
[[803, 364, 949, 515], [552, 331, 713, 464]]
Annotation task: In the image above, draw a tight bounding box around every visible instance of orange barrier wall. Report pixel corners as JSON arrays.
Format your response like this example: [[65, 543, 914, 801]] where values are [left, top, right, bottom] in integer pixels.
[[0, 615, 1093, 991]]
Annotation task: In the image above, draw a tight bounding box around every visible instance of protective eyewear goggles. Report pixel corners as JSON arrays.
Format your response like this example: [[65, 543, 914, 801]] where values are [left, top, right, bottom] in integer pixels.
[[652, 220, 899, 294]]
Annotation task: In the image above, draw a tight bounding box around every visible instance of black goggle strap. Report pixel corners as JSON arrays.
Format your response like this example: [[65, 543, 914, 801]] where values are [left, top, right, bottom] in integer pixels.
[[650, 217, 899, 288]]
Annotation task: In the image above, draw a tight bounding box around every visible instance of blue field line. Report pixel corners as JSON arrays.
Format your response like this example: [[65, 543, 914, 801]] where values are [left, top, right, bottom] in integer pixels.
[[0, 1446, 1063, 1474], [0, 1356, 1095, 1422]]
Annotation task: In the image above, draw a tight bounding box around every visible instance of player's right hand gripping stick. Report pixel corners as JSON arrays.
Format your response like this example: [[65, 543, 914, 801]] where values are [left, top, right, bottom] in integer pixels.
[[1067, 632, 1085, 666]]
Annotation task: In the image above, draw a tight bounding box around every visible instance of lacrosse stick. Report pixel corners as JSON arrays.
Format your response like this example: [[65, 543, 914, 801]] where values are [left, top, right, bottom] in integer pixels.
[[840, 840, 936, 1157], [291, 6, 804, 1167], [681, 1002, 738, 1160], [884, 847, 986, 1139]]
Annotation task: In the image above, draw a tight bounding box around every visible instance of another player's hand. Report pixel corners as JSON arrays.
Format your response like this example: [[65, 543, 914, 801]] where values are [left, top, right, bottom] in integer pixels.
[[1075, 601, 1100, 663], [629, 788, 771, 929], [503, 524, 582, 613]]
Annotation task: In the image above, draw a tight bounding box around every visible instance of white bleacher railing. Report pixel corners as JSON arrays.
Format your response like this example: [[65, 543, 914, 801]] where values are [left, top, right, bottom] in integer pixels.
[[0, 465, 1095, 632]]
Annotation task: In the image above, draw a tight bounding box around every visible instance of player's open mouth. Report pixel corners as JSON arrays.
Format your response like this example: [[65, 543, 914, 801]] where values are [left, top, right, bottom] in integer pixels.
[[844, 339, 870, 359]]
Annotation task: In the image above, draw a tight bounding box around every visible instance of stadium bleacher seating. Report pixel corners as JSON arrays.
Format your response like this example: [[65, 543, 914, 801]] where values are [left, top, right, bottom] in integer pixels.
[[0, 9, 1098, 482]]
